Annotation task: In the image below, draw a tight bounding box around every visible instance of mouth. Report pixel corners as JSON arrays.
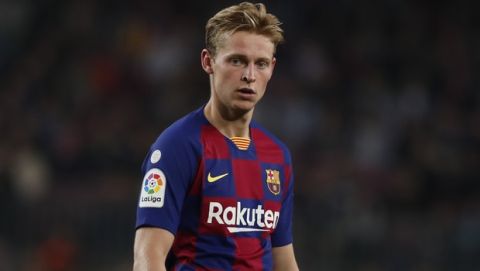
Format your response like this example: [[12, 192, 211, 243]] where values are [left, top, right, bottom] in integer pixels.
[[238, 88, 256, 95]]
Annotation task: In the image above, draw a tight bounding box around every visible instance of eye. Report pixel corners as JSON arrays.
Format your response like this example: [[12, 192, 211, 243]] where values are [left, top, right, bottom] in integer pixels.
[[230, 58, 243, 66], [256, 60, 269, 69]]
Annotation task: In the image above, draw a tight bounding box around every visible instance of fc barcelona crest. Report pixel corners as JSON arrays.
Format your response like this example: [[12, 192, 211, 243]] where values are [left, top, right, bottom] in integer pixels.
[[266, 169, 281, 195]]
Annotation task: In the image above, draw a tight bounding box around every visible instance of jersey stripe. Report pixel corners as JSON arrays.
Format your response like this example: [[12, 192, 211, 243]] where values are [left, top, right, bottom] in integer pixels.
[[230, 136, 251, 150]]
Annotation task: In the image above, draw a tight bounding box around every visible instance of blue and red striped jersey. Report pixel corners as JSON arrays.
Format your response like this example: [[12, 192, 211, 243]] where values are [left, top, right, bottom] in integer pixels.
[[136, 106, 295, 271]]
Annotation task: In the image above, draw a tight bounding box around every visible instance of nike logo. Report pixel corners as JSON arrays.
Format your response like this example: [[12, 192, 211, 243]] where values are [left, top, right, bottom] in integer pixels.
[[207, 172, 229, 183]]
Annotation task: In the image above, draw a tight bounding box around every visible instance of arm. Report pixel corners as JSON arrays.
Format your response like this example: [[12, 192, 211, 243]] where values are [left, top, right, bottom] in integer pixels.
[[272, 244, 299, 271], [133, 227, 174, 271]]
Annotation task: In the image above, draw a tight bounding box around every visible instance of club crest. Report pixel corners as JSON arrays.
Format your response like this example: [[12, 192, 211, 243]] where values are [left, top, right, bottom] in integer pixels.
[[266, 169, 281, 195]]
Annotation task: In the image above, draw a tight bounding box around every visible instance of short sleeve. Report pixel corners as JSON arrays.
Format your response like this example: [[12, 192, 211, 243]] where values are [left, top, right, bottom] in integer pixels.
[[135, 130, 199, 235], [270, 162, 294, 247]]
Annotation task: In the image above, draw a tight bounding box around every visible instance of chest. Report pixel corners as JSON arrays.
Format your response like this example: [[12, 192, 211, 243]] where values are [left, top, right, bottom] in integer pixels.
[[197, 155, 286, 234], [201, 157, 285, 202], [192, 128, 290, 234]]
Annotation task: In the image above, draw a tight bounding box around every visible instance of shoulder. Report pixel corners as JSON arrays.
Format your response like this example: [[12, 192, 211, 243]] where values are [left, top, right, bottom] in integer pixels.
[[251, 120, 292, 165], [152, 107, 207, 150], [141, 107, 206, 177]]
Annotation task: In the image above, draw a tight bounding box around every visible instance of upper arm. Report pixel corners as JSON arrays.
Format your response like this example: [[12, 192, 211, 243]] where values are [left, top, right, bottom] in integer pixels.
[[133, 227, 175, 271], [136, 130, 198, 233], [272, 244, 299, 271]]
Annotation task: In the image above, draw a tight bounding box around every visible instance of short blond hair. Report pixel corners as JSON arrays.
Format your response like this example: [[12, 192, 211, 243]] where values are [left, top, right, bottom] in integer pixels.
[[205, 2, 284, 56]]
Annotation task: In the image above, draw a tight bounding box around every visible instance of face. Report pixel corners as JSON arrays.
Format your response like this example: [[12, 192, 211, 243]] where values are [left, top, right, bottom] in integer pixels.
[[202, 31, 276, 116]]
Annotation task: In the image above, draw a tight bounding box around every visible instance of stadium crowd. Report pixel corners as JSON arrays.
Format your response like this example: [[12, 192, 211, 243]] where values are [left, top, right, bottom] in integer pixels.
[[0, 0, 479, 270]]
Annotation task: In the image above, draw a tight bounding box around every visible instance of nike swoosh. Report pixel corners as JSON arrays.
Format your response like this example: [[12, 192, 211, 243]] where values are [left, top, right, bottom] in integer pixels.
[[207, 172, 229, 183]]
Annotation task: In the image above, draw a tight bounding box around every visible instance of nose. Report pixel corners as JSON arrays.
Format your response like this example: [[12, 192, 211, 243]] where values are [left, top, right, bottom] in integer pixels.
[[241, 64, 256, 83]]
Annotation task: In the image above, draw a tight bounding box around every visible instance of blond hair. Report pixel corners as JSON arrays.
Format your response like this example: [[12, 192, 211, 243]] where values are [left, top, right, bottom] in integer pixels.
[[205, 2, 284, 56]]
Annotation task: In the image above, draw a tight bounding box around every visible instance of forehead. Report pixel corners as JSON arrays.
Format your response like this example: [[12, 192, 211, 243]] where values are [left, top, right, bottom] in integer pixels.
[[217, 31, 275, 58]]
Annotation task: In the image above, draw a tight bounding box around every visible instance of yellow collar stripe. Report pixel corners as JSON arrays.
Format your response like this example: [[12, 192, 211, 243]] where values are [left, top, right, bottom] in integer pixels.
[[230, 137, 251, 150]]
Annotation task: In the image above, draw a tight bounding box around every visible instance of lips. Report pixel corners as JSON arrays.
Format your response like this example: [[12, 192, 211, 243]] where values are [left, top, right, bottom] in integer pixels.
[[236, 88, 256, 100], [238, 88, 256, 94]]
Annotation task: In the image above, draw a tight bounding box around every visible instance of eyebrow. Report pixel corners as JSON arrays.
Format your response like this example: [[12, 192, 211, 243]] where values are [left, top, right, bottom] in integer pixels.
[[226, 54, 271, 63], [227, 54, 248, 61]]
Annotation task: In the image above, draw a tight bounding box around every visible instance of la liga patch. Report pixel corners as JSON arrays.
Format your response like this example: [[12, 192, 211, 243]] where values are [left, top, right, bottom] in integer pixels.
[[139, 168, 166, 208]]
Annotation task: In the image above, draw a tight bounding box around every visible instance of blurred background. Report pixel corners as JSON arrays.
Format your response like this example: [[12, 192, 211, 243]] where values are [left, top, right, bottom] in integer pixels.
[[1, 0, 479, 270]]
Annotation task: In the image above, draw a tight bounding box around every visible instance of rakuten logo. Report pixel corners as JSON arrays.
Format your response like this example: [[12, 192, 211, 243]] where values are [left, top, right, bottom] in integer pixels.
[[207, 201, 280, 233]]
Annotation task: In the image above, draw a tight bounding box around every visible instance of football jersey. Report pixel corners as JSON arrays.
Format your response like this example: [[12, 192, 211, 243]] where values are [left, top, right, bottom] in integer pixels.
[[136, 106, 294, 271]]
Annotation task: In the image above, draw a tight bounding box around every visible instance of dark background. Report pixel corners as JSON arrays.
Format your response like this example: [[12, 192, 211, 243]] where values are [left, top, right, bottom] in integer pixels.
[[1, 0, 479, 270]]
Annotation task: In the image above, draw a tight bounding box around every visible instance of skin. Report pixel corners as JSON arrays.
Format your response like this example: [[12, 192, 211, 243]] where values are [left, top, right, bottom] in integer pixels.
[[133, 31, 299, 271], [202, 31, 276, 138], [133, 227, 173, 271]]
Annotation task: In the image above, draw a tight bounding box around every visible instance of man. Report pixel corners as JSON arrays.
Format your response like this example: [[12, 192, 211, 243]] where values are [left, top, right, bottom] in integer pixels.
[[133, 2, 299, 270]]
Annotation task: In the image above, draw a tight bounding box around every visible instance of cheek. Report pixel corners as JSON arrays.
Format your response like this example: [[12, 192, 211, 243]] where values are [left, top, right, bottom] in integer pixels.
[[258, 71, 273, 86], [224, 68, 241, 80], [215, 69, 239, 87]]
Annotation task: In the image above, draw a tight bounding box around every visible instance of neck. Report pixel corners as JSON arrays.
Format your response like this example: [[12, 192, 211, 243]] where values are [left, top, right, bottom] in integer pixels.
[[203, 100, 252, 138]]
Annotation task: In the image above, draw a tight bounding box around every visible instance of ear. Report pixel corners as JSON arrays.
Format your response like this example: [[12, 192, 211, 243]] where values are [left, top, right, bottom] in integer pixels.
[[266, 57, 277, 80], [201, 49, 214, 74], [271, 57, 277, 71]]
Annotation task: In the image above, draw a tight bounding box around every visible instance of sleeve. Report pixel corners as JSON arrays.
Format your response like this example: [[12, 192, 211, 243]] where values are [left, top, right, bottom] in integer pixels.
[[135, 130, 199, 235], [271, 155, 294, 247]]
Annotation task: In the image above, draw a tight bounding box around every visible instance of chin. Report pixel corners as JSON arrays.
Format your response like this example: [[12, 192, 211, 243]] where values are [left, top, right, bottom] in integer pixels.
[[232, 100, 256, 112]]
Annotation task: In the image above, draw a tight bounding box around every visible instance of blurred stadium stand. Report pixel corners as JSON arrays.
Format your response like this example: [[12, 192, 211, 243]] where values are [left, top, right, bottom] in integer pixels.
[[0, 0, 479, 270]]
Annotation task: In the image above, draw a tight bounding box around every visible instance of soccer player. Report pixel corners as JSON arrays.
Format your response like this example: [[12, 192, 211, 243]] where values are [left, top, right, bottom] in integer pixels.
[[133, 2, 299, 270]]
